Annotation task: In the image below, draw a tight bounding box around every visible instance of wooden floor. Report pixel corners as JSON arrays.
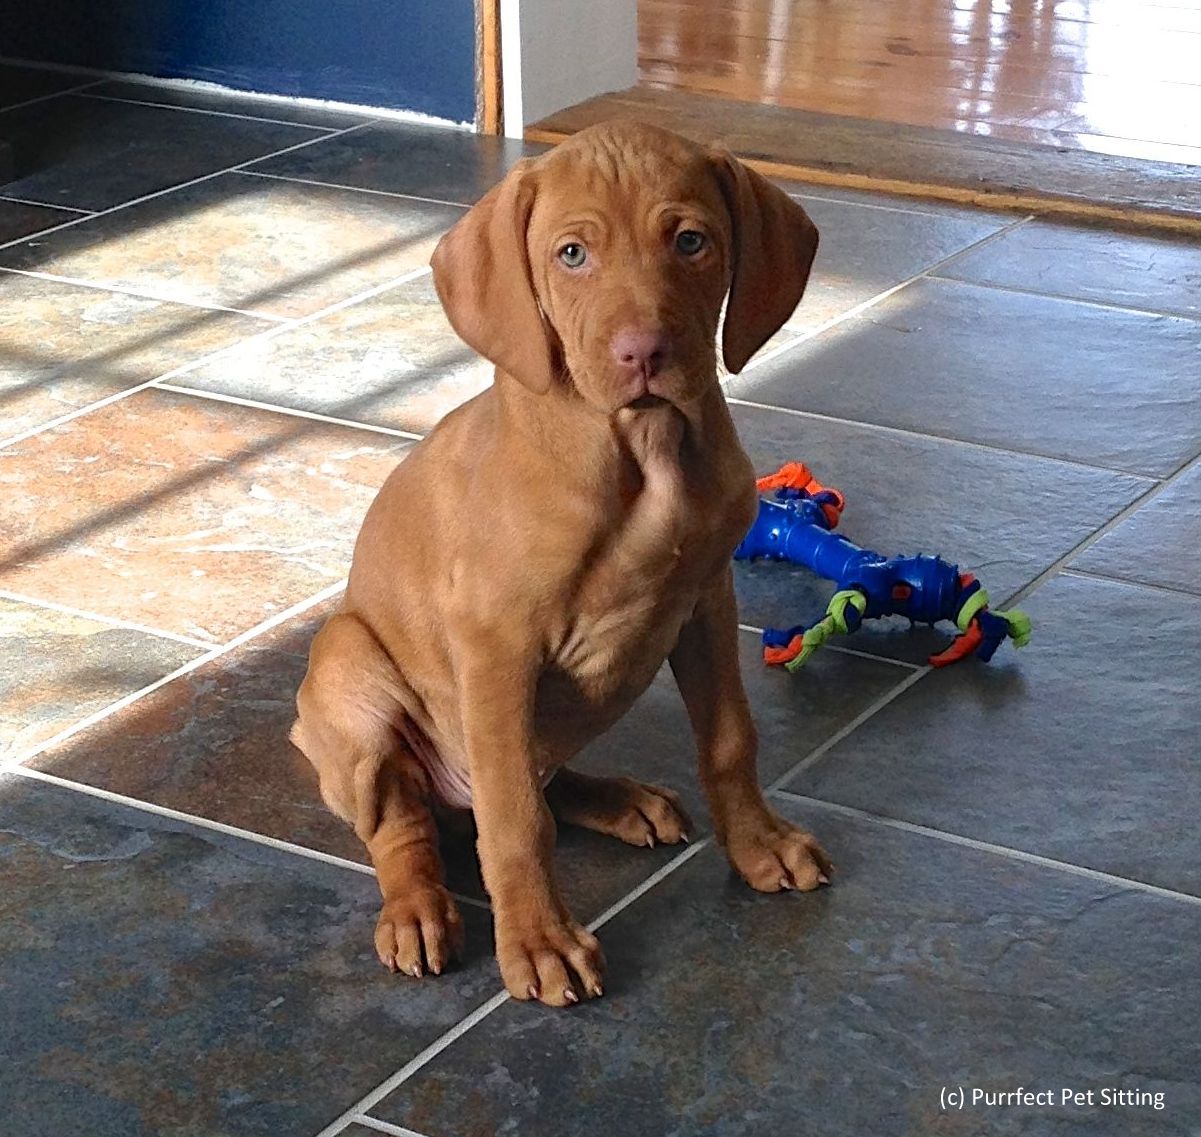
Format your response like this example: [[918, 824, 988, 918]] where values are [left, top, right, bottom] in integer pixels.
[[640, 0, 1201, 166]]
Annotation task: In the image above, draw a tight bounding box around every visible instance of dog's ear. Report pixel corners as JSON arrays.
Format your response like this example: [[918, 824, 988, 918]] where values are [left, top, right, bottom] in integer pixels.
[[430, 159, 556, 394], [711, 150, 819, 374]]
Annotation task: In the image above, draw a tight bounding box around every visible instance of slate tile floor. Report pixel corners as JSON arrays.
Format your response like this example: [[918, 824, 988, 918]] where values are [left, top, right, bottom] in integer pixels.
[[1, 63, 1198, 1137]]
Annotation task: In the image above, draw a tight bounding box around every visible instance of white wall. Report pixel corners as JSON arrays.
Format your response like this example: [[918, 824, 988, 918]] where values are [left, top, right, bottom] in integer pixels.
[[501, 0, 638, 139]]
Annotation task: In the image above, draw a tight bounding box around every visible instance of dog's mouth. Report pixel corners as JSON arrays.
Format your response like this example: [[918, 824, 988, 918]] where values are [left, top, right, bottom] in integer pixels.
[[626, 394, 669, 411]]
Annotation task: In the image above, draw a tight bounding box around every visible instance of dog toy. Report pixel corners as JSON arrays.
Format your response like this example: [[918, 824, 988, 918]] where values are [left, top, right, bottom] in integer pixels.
[[733, 461, 1031, 671]]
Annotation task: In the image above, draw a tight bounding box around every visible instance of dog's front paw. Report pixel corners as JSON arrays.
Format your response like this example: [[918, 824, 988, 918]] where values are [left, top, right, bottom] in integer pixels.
[[726, 811, 832, 893], [375, 885, 465, 977], [496, 914, 606, 1007]]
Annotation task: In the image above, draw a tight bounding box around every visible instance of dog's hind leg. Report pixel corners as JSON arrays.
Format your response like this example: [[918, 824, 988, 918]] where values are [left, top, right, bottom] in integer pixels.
[[291, 612, 464, 977], [545, 768, 691, 847]]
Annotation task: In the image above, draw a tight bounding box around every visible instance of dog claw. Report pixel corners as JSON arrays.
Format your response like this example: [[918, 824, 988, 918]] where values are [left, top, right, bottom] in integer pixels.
[[645, 834, 655, 848], [411, 964, 423, 978], [591, 984, 604, 998], [564, 988, 579, 1004], [528, 985, 540, 1001], [780, 877, 793, 890], [817, 873, 830, 885]]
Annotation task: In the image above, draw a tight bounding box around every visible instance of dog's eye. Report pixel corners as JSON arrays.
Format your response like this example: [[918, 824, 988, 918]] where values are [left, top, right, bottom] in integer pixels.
[[558, 243, 587, 269], [676, 230, 706, 256]]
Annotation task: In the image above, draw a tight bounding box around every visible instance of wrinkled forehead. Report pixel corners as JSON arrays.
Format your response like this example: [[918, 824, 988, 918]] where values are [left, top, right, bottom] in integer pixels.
[[527, 128, 727, 233]]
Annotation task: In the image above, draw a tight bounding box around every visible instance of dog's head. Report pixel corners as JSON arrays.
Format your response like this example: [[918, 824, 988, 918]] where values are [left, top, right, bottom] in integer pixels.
[[431, 121, 818, 414]]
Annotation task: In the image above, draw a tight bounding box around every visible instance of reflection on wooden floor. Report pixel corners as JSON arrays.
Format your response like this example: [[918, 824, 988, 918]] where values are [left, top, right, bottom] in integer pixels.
[[640, 0, 1201, 164]]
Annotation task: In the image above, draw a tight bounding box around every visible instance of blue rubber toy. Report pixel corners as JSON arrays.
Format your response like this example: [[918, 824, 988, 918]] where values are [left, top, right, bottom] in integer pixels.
[[733, 462, 1031, 671]]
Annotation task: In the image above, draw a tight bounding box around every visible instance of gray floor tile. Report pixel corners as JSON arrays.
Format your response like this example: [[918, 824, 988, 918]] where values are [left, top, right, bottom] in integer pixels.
[[728, 402, 1151, 664], [784, 573, 1201, 895], [0, 172, 462, 318], [25, 598, 367, 865], [30, 585, 902, 928], [247, 120, 546, 205], [373, 798, 1201, 1137], [0, 95, 322, 211], [782, 195, 1005, 333], [728, 277, 1201, 477], [85, 80, 367, 129], [936, 219, 1201, 320], [0, 774, 499, 1137], [167, 272, 492, 434], [0, 388, 409, 643], [0, 596, 202, 763], [0, 271, 267, 442], [0, 197, 80, 242], [0, 62, 87, 110], [1073, 464, 1201, 596]]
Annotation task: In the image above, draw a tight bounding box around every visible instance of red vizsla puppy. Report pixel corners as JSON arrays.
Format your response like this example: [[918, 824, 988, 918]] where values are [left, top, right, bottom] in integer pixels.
[[292, 121, 829, 1007]]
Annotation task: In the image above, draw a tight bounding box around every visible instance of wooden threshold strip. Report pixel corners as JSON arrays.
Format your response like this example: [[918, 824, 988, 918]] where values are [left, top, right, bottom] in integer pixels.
[[528, 87, 1201, 236]]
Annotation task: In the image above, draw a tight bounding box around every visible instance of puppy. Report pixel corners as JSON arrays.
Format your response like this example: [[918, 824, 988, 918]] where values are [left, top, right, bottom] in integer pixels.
[[292, 121, 829, 1007]]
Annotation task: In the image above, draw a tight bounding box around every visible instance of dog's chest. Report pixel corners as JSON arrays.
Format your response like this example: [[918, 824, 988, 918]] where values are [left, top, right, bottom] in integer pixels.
[[554, 461, 746, 699]]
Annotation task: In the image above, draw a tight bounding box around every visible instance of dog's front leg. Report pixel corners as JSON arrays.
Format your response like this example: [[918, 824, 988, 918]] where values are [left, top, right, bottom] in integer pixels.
[[455, 634, 605, 1006], [670, 569, 833, 892]]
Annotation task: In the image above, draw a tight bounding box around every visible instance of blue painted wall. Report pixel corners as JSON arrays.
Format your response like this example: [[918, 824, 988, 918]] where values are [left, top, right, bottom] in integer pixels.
[[0, 0, 476, 122]]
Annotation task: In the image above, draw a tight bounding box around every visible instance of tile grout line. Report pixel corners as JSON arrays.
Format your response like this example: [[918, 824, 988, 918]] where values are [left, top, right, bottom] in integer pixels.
[[316, 992, 511, 1137], [0, 264, 432, 452], [1060, 566, 1201, 603], [784, 187, 995, 220], [0, 588, 218, 650], [7, 765, 492, 914], [766, 666, 931, 792], [728, 211, 1036, 383], [9, 765, 373, 876], [928, 271, 1201, 325], [0, 194, 96, 215], [0, 119, 376, 257], [154, 383, 425, 441], [315, 841, 708, 1137], [999, 445, 1201, 611], [0, 78, 105, 114], [736, 622, 921, 670], [76, 90, 348, 132], [725, 393, 1160, 481], [3, 579, 348, 772], [348, 1117, 433, 1137], [585, 838, 709, 933], [772, 790, 1201, 910], [237, 169, 472, 213], [0, 264, 290, 321]]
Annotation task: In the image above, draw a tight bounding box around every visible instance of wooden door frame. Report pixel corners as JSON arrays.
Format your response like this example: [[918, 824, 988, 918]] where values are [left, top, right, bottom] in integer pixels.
[[483, 0, 637, 139], [477, 0, 503, 134]]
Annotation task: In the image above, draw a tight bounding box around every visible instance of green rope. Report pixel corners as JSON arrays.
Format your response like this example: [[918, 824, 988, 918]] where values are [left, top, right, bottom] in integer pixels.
[[956, 587, 991, 632], [1000, 608, 1032, 647], [784, 590, 866, 673]]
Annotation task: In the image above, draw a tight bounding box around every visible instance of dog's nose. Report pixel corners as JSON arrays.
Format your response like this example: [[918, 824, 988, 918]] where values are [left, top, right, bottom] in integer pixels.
[[611, 327, 670, 379]]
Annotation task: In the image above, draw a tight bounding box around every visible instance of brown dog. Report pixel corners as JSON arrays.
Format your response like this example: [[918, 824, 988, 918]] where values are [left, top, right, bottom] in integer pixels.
[[291, 121, 829, 1007]]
